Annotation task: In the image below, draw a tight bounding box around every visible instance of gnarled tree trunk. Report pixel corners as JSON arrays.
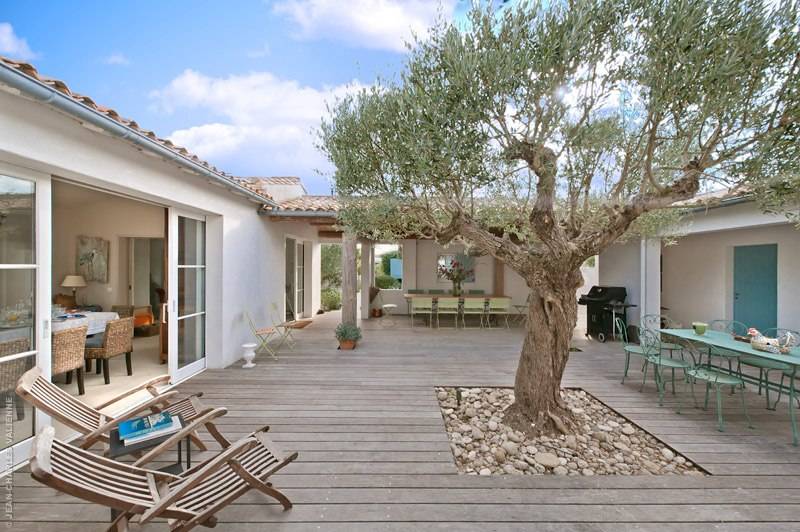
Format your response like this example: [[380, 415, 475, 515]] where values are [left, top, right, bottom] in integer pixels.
[[504, 267, 582, 435]]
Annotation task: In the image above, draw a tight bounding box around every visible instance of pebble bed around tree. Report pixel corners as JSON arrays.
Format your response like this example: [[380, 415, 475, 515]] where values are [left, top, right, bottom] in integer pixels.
[[437, 387, 704, 476]]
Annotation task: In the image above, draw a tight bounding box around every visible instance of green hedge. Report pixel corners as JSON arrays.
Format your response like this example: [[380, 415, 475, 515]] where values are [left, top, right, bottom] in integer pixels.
[[375, 274, 400, 289], [321, 288, 342, 310]]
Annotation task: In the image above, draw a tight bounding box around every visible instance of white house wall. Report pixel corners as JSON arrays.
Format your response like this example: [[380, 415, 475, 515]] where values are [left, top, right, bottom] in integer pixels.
[[0, 89, 320, 369], [662, 223, 800, 331], [597, 240, 642, 325]]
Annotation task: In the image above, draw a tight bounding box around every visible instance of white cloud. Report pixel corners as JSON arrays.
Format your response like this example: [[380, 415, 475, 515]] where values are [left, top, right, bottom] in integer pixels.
[[149, 70, 364, 192], [272, 0, 457, 52], [103, 53, 130, 66], [0, 23, 37, 60]]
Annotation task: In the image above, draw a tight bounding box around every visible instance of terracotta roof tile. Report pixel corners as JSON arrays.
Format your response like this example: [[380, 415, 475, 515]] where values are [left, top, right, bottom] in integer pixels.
[[272, 195, 340, 213], [244, 176, 302, 185], [0, 55, 272, 203]]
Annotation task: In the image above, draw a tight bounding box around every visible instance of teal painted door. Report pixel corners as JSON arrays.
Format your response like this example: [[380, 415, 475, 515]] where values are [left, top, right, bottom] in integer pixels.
[[733, 244, 777, 331]]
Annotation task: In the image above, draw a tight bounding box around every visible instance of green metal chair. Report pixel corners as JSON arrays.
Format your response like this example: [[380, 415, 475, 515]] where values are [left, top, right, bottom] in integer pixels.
[[487, 298, 511, 329], [461, 298, 486, 328], [410, 297, 433, 328], [708, 320, 749, 391], [436, 297, 460, 328], [640, 314, 688, 394], [617, 317, 648, 385], [639, 327, 692, 405], [513, 293, 530, 326], [641, 314, 683, 355], [674, 335, 752, 432], [467, 289, 485, 295], [745, 328, 800, 410], [405, 289, 424, 313]]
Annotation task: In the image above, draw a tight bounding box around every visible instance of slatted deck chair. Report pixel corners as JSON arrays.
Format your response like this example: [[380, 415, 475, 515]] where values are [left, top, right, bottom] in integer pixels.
[[245, 311, 278, 359], [30, 425, 298, 532], [15, 367, 230, 453]]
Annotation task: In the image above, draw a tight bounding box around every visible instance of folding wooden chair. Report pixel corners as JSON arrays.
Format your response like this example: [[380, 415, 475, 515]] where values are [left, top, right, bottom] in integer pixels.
[[245, 311, 279, 359], [30, 425, 298, 532], [270, 302, 312, 351], [15, 367, 230, 454]]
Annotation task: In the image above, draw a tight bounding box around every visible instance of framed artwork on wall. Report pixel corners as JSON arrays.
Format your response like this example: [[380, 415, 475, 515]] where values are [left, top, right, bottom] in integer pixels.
[[77, 235, 109, 283]]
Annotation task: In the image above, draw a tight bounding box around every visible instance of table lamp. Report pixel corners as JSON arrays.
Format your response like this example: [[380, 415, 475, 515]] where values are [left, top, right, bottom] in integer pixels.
[[61, 275, 87, 302]]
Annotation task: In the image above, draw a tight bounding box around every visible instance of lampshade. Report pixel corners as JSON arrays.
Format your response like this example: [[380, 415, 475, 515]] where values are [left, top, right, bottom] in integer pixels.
[[61, 275, 87, 288]]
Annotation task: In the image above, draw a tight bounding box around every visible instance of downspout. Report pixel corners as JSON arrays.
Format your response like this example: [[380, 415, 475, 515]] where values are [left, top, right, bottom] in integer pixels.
[[0, 63, 277, 208]]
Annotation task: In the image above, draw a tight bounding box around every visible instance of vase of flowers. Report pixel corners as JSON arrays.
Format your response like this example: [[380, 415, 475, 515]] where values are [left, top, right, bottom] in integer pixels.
[[438, 259, 473, 296]]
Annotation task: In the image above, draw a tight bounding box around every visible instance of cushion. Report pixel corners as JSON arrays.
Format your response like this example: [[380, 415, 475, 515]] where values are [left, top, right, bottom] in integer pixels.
[[134, 309, 154, 327], [85, 333, 104, 349]]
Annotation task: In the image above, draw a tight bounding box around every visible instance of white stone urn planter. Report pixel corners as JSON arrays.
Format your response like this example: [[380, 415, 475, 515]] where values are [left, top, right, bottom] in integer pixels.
[[241, 343, 258, 368]]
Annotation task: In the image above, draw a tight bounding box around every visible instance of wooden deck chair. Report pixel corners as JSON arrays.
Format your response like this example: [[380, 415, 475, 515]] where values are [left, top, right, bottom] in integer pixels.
[[30, 425, 298, 532], [245, 311, 279, 359], [15, 367, 230, 454], [270, 302, 312, 351]]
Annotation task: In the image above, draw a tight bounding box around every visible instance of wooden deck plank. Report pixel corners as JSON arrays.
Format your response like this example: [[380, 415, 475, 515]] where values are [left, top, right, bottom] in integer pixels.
[[9, 311, 800, 529]]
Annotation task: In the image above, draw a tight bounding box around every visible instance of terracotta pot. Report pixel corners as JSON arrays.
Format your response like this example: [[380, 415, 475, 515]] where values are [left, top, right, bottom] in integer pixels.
[[371, 308, 383, 318], [339, 339, 356, 350]]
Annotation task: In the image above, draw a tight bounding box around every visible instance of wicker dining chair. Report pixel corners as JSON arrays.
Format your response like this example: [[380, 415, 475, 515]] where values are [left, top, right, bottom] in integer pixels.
[[0, 337, 33, 420], [110, 305, 135, 318], [51, 325, 88, 395], [85, 317, 134, 385]]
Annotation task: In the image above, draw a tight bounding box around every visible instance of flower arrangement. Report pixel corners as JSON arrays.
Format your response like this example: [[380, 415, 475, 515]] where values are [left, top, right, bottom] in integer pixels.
[[437, 259, 474, 296]]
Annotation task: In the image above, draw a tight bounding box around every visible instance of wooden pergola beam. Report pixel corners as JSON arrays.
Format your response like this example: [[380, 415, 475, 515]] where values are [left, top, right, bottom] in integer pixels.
[[341, 231, 358, 326]]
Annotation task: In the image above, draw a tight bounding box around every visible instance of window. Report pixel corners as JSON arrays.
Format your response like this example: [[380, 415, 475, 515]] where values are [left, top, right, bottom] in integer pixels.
[[296, 242, 305, 316], [177, 216, 206, 369], [374, 244, 402, 289], [0, 174, 36, 450]]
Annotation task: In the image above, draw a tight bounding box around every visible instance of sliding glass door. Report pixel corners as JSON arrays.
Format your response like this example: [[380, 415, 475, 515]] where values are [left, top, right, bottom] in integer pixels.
[[296, 242, 305, 317], [0, 167, 50, 470], [168, 210, 206, 382]]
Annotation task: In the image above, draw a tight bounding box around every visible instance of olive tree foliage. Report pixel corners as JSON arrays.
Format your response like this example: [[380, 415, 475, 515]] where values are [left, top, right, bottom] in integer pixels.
[[319, 0, 800, 432]]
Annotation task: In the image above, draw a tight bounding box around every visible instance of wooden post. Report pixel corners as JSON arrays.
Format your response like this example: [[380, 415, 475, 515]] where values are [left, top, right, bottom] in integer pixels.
[[493, 257, 505, 296], [360, 239, 373, 320], [341, 231, 358, 325]]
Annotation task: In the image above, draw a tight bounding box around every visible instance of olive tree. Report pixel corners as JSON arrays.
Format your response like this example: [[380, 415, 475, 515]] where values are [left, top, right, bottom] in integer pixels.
[[320, 0, 799, 434]]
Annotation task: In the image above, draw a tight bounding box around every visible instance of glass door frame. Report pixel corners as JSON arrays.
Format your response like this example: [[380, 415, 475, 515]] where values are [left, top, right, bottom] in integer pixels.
[[0, 163, 51, 472], [167, 208, 207, 383]]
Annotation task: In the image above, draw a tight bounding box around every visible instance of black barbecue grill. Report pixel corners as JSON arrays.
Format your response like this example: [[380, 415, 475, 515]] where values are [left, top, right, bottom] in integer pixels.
[[578, 286, 634, 342]]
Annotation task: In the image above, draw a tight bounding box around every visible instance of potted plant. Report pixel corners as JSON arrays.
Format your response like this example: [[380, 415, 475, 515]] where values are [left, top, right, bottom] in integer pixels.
[[335, 323, 362, 350], [437, 259, 474, 296]]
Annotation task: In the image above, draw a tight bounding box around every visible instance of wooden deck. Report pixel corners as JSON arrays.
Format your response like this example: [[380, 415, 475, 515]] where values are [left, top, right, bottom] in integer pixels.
[[9, 311, 800, 531]]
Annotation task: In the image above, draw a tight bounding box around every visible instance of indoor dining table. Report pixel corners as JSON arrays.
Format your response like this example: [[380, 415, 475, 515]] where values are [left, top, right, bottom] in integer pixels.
[[52, 311, 120, 336], [662, 328, 800, 446]]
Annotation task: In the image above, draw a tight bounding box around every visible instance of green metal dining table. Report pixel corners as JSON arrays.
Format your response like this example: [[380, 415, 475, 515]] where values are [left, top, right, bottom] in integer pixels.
[[661, 328, 800, 445]]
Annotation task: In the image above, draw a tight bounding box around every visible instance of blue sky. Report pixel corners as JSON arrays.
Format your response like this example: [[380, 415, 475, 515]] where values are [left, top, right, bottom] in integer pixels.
[[0, 0, 493, 194]]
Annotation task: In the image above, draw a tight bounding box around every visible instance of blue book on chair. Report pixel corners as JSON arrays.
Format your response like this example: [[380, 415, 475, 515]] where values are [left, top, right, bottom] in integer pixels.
[[118, 412, 173, 440]]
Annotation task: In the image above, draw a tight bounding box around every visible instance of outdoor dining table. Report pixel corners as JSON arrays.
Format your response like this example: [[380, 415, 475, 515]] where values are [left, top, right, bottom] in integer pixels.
[[661, 328, 800, 446]]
